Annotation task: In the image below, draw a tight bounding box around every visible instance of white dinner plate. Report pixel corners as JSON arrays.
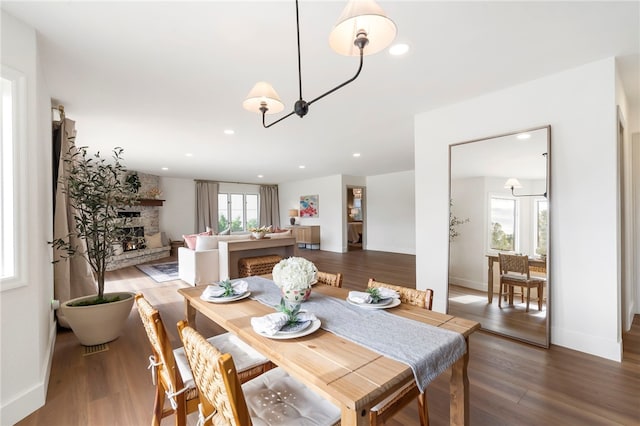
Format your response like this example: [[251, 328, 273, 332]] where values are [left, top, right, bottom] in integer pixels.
[[255, 319, 321, 339], [346, 297, 401, 310], [200, 291, 251, 304]]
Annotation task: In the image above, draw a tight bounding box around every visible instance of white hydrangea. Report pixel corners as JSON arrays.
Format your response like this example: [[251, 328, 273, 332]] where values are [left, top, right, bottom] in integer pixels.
[[272, 257, 317, 291]]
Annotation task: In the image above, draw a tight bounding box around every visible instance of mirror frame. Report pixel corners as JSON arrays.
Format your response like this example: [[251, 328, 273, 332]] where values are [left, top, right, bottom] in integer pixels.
[[447, 125, 551, 348]]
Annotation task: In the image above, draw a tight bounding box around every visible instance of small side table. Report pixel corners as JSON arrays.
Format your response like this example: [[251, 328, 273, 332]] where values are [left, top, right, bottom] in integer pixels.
[[170, 240, 184, 257]]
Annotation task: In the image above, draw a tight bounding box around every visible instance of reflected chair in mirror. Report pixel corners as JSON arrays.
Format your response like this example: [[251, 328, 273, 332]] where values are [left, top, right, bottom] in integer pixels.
[[367, 278, 434, 426], [316, 271, 343, 287], [497, 254, 546, 312], [134, 294, 273, 426], [176, 321, 341, 426]]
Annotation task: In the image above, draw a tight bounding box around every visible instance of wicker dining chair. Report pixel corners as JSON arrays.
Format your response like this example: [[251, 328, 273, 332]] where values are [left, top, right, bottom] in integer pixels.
[[316, 271, 343, 288], [368, 278, 433, 310], [176, 321, 341, 426], [366, 279, 434, 426], [134, 294, 273, 426], [498, 253, 546, 312]]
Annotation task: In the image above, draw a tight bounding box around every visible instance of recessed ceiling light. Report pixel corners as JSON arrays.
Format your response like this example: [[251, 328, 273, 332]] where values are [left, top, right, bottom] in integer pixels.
[[517, 133, 531, 140], [389, 43, 409, 56], [257, 174, 264, 178], [185, 153, 193, 157], [299, 165, 306, 169], [353, 153, 361, 158], [224, 129, 235, 135], [161, 167, 169, 171]]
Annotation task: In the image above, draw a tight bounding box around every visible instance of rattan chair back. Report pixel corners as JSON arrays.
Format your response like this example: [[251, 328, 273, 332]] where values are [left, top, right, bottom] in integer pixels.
[[367, 279, 433, 310], [498, 253, 530, 277], [177, 321, 251, 426], [316, 271, 343, 288], [135, 293, 197, 425]]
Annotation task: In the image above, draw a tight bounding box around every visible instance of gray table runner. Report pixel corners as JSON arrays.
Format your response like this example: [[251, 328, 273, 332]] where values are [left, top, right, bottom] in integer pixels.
[[242, 276, 466, 393]]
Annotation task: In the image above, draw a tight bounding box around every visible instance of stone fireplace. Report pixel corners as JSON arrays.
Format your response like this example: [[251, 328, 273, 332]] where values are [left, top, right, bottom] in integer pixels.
[[106, 172, 170, 271]]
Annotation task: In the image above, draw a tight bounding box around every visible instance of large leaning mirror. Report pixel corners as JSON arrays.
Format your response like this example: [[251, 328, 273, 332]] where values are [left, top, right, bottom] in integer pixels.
[[447, 126, 550, 347]]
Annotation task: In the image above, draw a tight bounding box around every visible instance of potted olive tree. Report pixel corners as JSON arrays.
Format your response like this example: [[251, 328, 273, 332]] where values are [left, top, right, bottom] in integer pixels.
[[51, 140, 139, 345]]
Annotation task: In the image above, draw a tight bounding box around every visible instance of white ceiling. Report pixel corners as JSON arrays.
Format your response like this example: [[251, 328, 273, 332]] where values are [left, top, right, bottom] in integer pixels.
[[3, 1, 639, 184]]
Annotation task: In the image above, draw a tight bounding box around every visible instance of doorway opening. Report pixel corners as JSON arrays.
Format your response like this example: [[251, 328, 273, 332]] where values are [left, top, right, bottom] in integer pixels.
[[347, 186, 364, 251]]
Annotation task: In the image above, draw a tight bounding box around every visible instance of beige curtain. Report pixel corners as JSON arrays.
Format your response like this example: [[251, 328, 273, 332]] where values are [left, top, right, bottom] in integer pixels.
[[195, 181, 219, 233], [259, 185, 280, 228], [53, 118, 96, 326]]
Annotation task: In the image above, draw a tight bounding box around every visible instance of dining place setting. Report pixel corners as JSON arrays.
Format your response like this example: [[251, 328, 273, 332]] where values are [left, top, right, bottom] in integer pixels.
[[197, 258, 405, 340]]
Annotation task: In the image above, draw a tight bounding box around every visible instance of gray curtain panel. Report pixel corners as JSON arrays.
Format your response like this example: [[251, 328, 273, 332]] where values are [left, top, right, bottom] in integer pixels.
[[195, 181, 219, 233], [53, 117, 97, 326], [259, 185, 280, 228]]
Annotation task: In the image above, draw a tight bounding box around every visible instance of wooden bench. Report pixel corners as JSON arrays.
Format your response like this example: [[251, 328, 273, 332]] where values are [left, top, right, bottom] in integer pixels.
[[238, 255, 283, 278]]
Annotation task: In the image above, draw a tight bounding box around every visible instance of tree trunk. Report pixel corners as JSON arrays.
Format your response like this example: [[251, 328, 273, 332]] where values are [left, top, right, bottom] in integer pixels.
[[97, 270, 105, 299]]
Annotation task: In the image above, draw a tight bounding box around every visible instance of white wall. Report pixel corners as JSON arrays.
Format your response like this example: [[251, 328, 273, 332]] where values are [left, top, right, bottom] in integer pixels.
[[1, 11, 56, 424], [366, 170, 416, 254], [416, 57, 623, 361], [159, 177, 195, 240], [449, 177, 486, 290], [279, 175, 344, 252]]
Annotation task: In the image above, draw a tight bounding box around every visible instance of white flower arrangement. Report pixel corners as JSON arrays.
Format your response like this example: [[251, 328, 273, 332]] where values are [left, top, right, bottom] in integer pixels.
[[272, 257, 317, 292]]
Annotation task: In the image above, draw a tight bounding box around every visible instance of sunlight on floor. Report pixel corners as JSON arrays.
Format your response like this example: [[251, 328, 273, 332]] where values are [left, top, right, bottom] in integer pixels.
[[449, 294, 486, 304]]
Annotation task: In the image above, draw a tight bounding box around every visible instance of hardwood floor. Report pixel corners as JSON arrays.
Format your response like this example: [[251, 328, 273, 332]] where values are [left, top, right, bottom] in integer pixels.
[[448, 285, 547, 345], [17, 249, 640, 426]]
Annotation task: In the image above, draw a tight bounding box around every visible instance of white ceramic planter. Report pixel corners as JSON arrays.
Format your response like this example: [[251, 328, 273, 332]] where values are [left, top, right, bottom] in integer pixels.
[[60, 292, 135, 346]]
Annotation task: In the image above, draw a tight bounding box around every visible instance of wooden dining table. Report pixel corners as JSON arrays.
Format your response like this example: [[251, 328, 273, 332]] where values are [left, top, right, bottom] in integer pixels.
[[178, 281, 480, 426]]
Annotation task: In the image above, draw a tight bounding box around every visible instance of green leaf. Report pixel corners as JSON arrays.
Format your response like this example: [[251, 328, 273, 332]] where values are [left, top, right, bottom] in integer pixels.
[[366, 287, 381, 304]]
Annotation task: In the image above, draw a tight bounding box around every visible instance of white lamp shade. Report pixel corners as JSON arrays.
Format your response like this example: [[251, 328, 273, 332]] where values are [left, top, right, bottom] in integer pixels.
[[242, 81, 285, 114], [504, 178, 523, 189], [329, 0, 397, 56]]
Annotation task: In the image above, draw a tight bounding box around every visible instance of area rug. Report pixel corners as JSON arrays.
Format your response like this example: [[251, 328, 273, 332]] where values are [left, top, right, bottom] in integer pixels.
[[136, 262, 179, 283]]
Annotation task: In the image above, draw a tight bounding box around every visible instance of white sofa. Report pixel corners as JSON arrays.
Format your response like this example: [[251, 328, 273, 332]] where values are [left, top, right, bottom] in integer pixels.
[[178, 234, 249, 285], [178, 230, 294, 286]]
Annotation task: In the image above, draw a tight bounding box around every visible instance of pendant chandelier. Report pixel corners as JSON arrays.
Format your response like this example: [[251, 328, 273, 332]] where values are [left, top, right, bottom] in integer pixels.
[[243, 0, 397, 128]]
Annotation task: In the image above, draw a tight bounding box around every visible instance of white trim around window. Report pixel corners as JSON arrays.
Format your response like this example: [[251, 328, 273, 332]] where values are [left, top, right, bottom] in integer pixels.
[[0, 65, 27, 291]]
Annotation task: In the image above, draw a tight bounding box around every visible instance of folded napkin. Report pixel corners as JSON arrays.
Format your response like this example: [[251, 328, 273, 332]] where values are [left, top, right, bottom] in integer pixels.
[[202, 280, 248, 299], [349, 288, 399, 304], [251, 312, 317, 336]]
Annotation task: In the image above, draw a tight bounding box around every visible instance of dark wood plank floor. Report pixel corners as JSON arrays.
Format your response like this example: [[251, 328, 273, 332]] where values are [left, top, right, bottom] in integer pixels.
[[17, 249, 640, 426]]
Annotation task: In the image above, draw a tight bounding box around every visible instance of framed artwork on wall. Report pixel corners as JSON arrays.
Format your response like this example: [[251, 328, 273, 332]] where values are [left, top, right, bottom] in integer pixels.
[[300, 195, 319, 217]]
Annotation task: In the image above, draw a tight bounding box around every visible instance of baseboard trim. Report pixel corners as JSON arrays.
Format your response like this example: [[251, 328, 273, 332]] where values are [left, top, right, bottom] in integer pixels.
[[0, 321, 56, 425], [551, 325, 622, 362]]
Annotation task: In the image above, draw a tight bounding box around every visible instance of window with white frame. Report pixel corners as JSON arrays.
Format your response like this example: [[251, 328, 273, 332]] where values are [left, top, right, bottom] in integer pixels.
[[1, 67, 25, 290], [489, 196, 517, 252], [218, 192, 259, 232], [534, 199, 548, 256]]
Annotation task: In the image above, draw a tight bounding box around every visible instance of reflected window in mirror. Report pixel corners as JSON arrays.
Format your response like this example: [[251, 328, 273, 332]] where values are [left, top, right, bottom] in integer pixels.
[[535, 200, 548, 256], [489, 196, 517, 252]]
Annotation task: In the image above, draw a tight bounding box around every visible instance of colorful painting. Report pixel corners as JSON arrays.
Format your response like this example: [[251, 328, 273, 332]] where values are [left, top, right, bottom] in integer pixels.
[[299, 195, 319, 218]]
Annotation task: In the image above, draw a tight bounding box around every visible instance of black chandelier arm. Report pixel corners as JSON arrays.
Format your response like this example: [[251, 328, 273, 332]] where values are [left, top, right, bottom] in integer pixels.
[[262, 109, 297, 129], [308, 47, 364, 107], [262, 47, 364, 128], [510, 187, 548, 198]]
